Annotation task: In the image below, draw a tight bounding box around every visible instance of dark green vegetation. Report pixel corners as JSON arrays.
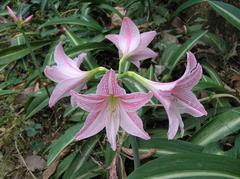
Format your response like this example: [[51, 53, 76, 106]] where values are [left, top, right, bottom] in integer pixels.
[[0, 0, 240, 178]]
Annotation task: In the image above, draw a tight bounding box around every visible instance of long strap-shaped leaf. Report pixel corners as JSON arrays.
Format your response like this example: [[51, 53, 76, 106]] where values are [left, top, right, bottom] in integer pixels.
[[0, 40, 51, 65], [47, 123, 83, 166], [191, 107, 240, 146], [127, 153, 240, 179], [39, 17, 103, 31], [168, 30, 207, 74], [64, 28, 98, 70], [138, 138, 203, 155], [208, 0, 240, 30], [63, 136, 100, 179]]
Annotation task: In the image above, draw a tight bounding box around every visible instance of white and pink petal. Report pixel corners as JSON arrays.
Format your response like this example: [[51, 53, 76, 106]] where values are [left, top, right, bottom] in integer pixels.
[[75, 112, 105, 140], [48, 77, 86, 107], [130, 48, 158, 66], [138, 31, 157, 49], [105, 108, 120, 150], [166, 106, 182, 139], [96, 70, 125, 95], [174, 91, 207, 117], [119, 92, 152, 112], [119, 17, 140, 54], [70, 90, 107, 112], [120, 109, 150, 140]]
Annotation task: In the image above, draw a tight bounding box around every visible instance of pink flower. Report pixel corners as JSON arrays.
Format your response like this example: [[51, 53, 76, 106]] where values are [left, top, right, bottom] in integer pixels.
[[105, 17, 158, 68], [44, 43, 89, 107], [70, 70, 152, 150], [130, 52, 207, 139], [7, 6, 33, 24]]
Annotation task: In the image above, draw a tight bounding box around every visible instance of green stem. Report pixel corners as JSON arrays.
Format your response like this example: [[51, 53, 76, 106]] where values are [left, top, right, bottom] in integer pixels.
[[120, 71, 149, 86], [89, 66, 107, 77], [118, 55, 129, 74], [130, 135, 140, 169]]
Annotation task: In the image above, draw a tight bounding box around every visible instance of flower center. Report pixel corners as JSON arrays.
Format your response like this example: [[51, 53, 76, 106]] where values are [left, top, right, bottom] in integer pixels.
[[108, 95, 119, 113]]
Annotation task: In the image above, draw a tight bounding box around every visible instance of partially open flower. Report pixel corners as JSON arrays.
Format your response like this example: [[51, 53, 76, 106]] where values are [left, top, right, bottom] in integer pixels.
[[6, 6, 33, 25], [106, 17, 158, 68], [71, 70, 152, 150], [44, 43, 90, 107], [127, 52, 207, 139]]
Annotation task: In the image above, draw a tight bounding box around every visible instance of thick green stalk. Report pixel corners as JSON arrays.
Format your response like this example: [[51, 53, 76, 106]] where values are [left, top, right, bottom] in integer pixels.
[[130, 135, 140, 169], [120, 71, 149, 87], [118, 55, 129, 74]]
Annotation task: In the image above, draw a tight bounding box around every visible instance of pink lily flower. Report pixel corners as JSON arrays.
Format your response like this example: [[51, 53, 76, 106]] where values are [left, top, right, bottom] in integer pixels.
[[105, 17, 158, 68], [70, 70, 152, 150], [7, 6, 33, 24], [129, 52, 207, 139], [44, 43, 90, 107]]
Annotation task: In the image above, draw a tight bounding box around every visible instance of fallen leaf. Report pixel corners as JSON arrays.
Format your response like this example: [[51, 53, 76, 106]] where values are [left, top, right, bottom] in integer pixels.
[[14, 82, 40, 105], [25, 155, 46, 171], [0, 74, 4, 82]]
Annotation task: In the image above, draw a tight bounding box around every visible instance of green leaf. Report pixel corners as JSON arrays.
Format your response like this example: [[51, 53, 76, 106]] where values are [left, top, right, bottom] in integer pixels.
[[202, 32, 228, 56], [193, 75, 226, 92], [65, 28, 98, 70], [98, 4, 124, 19], [63, 136, 100, 178], [167, 30, 207, 73], [138, 138, 203, 156], [26, 91, 49, 119], [160, 43, 180, 68], [191, 107, 240, 146], [202, 63, 223, 86], [74, 160, 103, 179], [53, 152, 78, 179], [172, 0, 205, 18], [64, 28, 87, 46], [0, 89, 17, 96], [127, 153, 240, 178], [146, 65, 154, 80], [47, 123, 83, 166], [0, 22, 16, 33], [66, 42, 111, 57], [41, 0, 48, 12], [0, 40, 51, 65], [40, 17, 103, 31], [208, 0, 240, 30]]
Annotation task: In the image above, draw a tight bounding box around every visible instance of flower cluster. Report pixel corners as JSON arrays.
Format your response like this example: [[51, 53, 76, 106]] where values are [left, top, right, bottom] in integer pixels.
[[44, 17, 207, 150]]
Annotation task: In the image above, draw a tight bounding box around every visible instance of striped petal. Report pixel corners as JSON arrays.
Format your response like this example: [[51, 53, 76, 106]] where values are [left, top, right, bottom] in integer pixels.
[[48, 77, 86, 107], [70, 90, 107, 112], [105, 108, 120, 150], [175, 91, 207, 117], [96, 69, 125, 95], [120, 109, 150, 140], [119, 92, 152, 112], [174, 52, 202, 91], [75, 112, 105, 140], [166, 106, 182, 139]]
